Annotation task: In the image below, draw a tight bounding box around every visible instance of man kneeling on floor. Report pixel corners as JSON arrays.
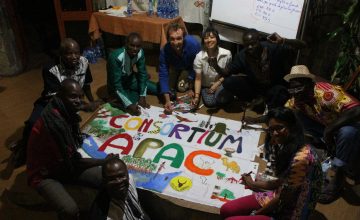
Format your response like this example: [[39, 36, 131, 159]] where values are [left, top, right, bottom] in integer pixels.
[[107, 32, 158, 116], [90, 157, 149, 220], [27, 79, 117, 220]]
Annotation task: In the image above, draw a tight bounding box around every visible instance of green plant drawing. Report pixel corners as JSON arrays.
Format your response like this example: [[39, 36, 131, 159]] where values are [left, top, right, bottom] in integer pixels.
[[121, 155, 157, 173], [103, 103, 126, 116], [219, 189, 235, 200], [216, 171, 226, 180], [88, 119, 124, 138]]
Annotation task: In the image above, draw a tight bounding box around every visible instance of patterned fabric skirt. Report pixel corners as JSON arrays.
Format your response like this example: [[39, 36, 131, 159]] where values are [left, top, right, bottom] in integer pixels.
[[201, 86, 222, 107]]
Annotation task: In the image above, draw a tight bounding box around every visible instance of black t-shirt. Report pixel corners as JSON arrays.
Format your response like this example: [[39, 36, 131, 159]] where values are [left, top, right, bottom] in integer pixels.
[[227, 41, 295, 90]]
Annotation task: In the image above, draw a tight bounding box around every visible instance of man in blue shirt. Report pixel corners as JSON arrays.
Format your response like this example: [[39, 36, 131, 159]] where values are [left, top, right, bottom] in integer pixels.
[[159, 23, 201, 114]]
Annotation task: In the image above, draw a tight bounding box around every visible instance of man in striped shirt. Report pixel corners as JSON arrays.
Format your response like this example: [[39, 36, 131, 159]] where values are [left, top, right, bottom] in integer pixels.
[[91, 157, 148, 220]]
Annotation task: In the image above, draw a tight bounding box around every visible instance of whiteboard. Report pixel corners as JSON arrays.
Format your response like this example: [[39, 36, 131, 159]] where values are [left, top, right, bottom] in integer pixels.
[[210, 0, 305, 39]]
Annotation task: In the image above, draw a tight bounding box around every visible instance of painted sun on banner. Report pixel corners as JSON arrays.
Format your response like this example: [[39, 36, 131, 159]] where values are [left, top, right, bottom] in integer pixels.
[[80, 103, 261, 207]]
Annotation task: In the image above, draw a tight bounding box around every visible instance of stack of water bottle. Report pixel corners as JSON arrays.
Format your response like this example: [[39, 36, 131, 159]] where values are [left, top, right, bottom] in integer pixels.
[[82, 42, 104, 64], [157, 0, 179, 19]]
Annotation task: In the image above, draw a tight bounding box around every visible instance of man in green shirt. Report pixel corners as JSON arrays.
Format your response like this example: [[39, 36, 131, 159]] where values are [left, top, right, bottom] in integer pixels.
[[107, 33, 157, 115]]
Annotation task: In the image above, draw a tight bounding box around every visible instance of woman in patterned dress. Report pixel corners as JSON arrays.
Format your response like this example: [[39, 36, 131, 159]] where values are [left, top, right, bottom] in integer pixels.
[[220, 107, 322, 220]]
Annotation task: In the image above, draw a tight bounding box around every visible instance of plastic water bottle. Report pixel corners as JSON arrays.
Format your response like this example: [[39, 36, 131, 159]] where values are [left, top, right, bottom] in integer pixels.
[[164, 0, 178, 19], [170, 0, 175, 18], [148, 0, 153, 16], [95, 45, 103, 59], [173, 0, 179, 18], [97, 38, 105, 58], [157, 0, 163, 18], [83, 49, 97, 64], [160, 0, 166, 18], [127, 0, 132, 16], [166, 0, 171, 19], [159, 0, 166, 18], [164, 0, 170, 19]]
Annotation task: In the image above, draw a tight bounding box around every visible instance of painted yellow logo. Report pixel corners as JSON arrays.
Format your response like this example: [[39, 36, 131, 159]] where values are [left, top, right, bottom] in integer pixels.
[[170, 176, 192, 192]]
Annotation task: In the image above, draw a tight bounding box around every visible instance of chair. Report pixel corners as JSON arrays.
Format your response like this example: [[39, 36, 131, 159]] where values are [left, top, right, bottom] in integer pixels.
[[53, 0, 93, 40]]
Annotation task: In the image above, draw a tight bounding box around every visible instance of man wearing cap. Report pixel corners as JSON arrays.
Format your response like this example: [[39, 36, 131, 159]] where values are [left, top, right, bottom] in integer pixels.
[[284, 65, 360, 204]]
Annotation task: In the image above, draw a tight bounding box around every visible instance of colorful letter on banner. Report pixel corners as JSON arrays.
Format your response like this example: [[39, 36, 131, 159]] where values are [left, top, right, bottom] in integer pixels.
[[185, 150, 221, 176], [109, 114, 129, 128], [218, 135, 243, 153], [98, 133, 133, 154], [133, 138, 164, 158], [153, 143, 184, 168]]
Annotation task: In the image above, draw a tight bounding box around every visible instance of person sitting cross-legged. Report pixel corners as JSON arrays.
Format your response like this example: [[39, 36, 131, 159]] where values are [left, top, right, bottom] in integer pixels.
[[220, 107, 322, 220], [26, 79, 117, 220], [107, 32, 158, 116], [210, 29, 305, 112], [90, 157, 149, 220], [191, 27, 232, 109]]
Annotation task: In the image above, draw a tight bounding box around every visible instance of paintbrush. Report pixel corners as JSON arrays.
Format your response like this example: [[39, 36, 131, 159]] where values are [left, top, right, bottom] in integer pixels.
[[205, 113, 212, 128], [239, 107, 246, 132], [241, 171, 253, 189], [242, 124, 267, 132]]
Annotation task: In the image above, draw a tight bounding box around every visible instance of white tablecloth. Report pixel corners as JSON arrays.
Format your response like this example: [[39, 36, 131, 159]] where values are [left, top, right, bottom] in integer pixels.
[[105, 0, 210, 27], [179, 0, 210, 27]]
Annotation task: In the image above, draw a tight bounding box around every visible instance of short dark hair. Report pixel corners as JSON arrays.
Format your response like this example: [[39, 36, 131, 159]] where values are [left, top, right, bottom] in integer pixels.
[[243, 28, 260, 41], [58, 78, 80, 97], [102, 157, 128, 177], [166, 23, 186, 41], [266, 107, 297, 127], [60, 38, 79, 55], [201, 26, 221, 48], [126, 32, 142, 44]]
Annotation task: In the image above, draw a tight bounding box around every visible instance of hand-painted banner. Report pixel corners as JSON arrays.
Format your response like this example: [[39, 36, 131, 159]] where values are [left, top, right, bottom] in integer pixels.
[[80, 104, 261, 208]]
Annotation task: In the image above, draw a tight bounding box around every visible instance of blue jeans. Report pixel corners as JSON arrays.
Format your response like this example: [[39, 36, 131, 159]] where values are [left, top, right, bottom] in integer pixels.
[[336, 124, 360, 171], [36, 166, 102, 220], [297, 112, 360, 173]]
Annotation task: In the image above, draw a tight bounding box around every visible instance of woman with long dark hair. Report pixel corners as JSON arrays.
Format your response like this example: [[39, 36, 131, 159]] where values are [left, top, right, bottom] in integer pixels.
[[220, 107, 322, 220]]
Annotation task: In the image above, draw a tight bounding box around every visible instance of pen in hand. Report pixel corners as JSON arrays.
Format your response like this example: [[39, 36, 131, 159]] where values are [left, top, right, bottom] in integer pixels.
[[244, 171, 253, 176], [241, 171, 253, 189]]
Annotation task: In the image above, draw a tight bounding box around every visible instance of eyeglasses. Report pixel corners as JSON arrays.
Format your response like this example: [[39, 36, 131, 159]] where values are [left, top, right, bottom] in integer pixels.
[[266, 125, 286, 134], [288, 86, 305, 95]]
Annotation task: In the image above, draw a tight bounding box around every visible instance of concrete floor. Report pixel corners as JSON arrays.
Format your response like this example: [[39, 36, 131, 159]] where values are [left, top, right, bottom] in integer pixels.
[[0, 58, 359, 219]]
